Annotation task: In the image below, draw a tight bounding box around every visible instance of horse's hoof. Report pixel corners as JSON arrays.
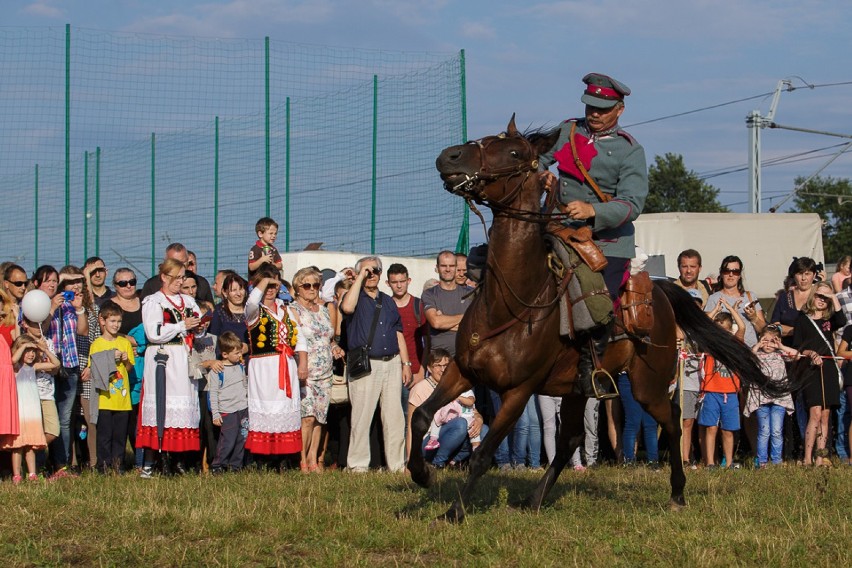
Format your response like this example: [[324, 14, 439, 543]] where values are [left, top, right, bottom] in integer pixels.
[[410, 464, 436, 489], [521, 496, 544, 512], [669, 496, 686, 512], [432, 507, 465, 525]]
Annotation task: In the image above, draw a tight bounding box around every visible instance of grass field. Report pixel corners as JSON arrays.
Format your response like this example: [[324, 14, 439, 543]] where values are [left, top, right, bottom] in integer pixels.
[[1, 464, 851, 566]]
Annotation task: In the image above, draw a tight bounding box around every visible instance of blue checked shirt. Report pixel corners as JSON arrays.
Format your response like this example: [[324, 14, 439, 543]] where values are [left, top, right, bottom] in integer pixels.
[[46, 303, 79, 369]]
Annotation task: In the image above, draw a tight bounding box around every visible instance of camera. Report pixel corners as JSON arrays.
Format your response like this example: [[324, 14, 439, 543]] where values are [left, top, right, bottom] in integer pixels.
[[814, 262, 825, 282], [61, 291, 75, 302]]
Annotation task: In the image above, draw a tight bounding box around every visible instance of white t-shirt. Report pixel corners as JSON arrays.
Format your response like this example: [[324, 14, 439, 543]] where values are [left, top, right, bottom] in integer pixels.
[[36, 341, 57, 401]]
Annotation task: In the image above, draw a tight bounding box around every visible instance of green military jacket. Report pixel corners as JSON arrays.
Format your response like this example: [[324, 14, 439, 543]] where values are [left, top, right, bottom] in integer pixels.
[[539, 119, 648, 259]]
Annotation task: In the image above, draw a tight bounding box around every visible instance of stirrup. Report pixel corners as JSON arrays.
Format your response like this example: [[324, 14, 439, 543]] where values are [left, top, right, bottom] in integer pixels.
[[591, 368, 619, 400]]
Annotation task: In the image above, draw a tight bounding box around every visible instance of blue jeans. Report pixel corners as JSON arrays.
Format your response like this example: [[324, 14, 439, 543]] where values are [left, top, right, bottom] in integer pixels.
[[50, 368, 79, 468], [756, 404, 785, 465], [619, 373, 659, 462], [422, 416, 488, 466], [510, 395, 542, 467], [835, 390, 850, 460], [489, 389, 510, 465]]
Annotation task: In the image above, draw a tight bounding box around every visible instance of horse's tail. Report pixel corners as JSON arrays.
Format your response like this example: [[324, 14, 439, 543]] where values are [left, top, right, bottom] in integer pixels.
[[655, 279, 790, 398]]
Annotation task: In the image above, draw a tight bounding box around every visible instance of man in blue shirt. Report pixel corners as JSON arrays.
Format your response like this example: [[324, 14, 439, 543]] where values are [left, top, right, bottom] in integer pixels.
[[340, 255, 413, 473]]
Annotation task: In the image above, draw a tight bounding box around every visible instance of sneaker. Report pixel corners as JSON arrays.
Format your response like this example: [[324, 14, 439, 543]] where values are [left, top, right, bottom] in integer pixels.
[[573, 464, 586, 472], [48, 467, 78, 481], [139, 466, 154, 479], [27, 473, 38, 482], [12, 475, 22, 485], [497, 463, 512, 471], [424, 437, 441, 451]]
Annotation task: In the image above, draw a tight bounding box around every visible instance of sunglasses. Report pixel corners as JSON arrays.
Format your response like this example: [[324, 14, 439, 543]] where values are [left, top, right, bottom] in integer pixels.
[[299, 282, 321, 291], [721, 269, 742, 276], [6, 280, 27, 288], [115, 279, 137, 288], [367, 267, 382, 276], [91, 267, 107, 274], [815, 293, 831, 302]]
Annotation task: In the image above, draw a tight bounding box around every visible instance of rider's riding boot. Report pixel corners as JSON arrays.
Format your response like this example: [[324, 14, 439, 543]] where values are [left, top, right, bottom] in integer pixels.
[[577, 323, 619, 400]]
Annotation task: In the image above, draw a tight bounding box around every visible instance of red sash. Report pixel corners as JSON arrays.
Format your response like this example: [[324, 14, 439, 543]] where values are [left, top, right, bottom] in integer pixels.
[[276, 342, 295, 397]]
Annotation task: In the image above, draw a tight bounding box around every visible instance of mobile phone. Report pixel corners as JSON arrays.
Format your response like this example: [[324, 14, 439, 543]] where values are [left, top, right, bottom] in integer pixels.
[[62, 291, 75, 302]]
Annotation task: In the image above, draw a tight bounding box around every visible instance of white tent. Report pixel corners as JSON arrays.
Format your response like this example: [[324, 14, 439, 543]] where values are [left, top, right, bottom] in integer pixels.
[[634, 212, 825, 299]]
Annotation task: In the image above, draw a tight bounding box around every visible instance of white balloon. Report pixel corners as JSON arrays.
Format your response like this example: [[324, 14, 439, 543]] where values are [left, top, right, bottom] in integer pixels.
[[21, 289, 53, 323]]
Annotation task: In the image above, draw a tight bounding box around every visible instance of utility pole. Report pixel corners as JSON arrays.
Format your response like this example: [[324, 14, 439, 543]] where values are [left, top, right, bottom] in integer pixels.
[[746, 80, 791, 213]]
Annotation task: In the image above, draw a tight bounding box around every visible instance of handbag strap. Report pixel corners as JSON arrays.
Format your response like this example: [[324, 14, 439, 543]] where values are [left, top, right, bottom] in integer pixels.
[[364, 297, 383, 350], [569, 121, 611, 203], [805, 315, 842, 378]]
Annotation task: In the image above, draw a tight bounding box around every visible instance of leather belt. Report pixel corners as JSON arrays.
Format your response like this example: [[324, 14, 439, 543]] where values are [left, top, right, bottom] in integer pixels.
[[370, 353, 398, 362]]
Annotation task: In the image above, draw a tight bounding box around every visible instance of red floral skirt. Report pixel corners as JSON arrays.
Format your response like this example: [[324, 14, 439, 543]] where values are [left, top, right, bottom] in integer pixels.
[[245, 430, 301, 455], [136, 424, 200, 452]]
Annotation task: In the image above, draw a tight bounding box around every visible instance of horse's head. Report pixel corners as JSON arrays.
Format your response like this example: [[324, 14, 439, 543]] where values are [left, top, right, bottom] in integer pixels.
[[436, 115, 558, 208]]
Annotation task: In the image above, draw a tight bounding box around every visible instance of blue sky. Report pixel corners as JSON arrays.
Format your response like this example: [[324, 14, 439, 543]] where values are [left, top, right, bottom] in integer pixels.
[[7, 0, 852, 215]]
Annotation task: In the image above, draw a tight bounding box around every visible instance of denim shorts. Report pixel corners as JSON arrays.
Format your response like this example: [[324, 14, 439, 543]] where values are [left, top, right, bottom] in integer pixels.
[[697, 392, 740, 431]]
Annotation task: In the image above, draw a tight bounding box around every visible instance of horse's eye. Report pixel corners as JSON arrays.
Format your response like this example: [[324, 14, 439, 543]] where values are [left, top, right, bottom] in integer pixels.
[[510, 150, 519, 158]]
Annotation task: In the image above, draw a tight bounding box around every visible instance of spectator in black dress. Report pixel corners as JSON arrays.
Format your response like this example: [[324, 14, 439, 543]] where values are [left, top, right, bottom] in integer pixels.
[[791, 281, 845, 466]]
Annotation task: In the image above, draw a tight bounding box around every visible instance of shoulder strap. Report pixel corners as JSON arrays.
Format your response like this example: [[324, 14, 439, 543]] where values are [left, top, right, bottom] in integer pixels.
[[365, 296, 383, 349], [569, 121, 611, 204], [413, 297, 422, 325]]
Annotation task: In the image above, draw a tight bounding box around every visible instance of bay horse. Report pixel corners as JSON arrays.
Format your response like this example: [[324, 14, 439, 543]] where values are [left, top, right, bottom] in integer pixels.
[[407, 116, 782, 523]]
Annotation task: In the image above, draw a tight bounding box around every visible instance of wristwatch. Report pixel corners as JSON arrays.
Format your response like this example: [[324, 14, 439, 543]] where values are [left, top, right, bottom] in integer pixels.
[[402, 361, 412, 367]]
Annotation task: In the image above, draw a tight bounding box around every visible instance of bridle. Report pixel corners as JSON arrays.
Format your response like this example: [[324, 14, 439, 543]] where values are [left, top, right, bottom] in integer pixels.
[[445, 133, 572, 228], [446, 133, 540, 207]]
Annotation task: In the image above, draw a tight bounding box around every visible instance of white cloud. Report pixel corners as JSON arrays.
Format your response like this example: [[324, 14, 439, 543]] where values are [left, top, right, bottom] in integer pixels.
[[522, 0, 848, 42], [22, 1, 64, 18], [460, 21, 496, 41], [123, 0, 335, 37]]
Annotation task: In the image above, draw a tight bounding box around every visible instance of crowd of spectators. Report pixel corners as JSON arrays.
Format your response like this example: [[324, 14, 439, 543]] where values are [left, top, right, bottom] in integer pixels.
[[1, 219, 850, 482]]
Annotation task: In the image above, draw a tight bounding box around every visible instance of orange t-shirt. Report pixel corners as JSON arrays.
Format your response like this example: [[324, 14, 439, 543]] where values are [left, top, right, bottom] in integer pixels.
[[700, 355, 740, 394]]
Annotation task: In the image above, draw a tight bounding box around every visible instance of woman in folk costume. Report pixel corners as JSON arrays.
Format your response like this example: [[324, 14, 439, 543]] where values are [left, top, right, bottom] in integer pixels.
[[137, 258, 202, 477], [245, 264, 306, 459]]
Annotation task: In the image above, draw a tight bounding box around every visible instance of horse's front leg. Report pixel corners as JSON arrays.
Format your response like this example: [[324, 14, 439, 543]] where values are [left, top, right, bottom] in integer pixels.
[[438, 385, 533, 524], [524, 392, 586, 511], [408, 362, 471, 488], [632, 378, 686, 510]]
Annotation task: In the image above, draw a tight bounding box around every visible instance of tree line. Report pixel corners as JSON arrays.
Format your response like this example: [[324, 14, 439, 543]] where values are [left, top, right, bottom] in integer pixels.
[[645, 153, 851, 262]]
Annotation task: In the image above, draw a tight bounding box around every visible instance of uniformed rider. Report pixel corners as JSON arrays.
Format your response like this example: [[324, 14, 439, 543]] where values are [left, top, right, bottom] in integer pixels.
[[538, 72, 649, 399]]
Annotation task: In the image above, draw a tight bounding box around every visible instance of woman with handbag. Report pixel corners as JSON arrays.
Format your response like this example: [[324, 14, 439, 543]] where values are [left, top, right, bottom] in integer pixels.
[[289, 267, 344, 472], [244, 264, 306, 464]]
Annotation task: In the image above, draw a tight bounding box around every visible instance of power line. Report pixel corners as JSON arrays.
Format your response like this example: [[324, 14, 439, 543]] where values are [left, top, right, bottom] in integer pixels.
[[624, 92, 774, 128], [698, 143, 852, 180]]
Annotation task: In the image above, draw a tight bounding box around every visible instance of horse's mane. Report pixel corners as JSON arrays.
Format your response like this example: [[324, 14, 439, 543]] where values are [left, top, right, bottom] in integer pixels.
[[523, 125, 560, 148]]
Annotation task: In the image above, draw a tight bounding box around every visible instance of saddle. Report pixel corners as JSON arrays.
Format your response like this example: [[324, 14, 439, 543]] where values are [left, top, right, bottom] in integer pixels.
[[544, 223, 653, 339]]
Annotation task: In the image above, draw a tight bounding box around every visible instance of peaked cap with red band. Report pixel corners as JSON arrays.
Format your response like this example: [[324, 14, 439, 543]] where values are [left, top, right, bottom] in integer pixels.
[[580, 73, 631, 109]]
